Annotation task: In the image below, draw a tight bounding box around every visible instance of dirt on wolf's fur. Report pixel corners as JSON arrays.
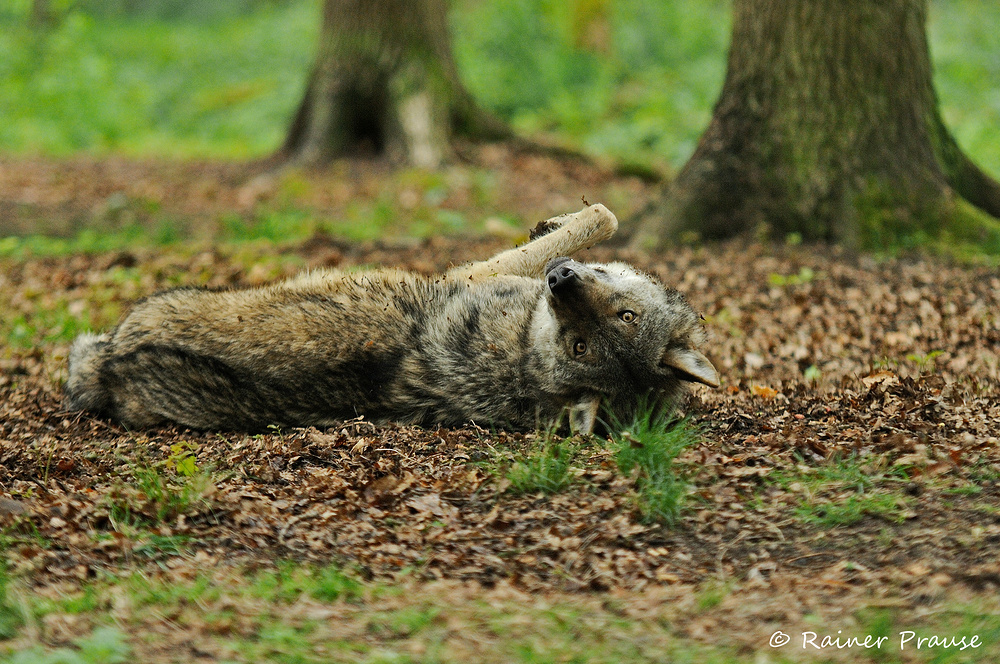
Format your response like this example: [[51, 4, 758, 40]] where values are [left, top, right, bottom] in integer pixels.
[[1, 153, 1000, 656]]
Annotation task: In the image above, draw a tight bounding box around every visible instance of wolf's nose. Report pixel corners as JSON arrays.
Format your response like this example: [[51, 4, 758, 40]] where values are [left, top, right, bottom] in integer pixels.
[[547, 264, 578, 293]]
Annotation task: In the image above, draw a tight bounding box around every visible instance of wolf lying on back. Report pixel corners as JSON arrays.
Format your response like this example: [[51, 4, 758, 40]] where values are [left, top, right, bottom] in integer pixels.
[[64, 204, 718, 434]]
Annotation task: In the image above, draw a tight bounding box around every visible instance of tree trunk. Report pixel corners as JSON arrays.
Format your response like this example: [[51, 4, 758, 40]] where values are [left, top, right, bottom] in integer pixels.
[[632, 0, 1000, 249], [279, 0, 509, 168]]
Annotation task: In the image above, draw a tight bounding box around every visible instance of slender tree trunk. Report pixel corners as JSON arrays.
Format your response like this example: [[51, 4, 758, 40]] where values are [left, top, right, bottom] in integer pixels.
[[279, 0, 509, 168], [632, 0, 1000, 249]]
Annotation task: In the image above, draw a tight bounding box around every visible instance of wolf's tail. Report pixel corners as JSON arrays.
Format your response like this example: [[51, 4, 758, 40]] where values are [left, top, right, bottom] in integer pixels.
[[64, 332, 111, 414]]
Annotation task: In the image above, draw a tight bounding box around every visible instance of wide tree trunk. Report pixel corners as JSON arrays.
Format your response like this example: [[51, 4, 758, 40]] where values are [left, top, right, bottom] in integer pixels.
[[279, 0, 508, 168], [632, 0, 1000, 249]]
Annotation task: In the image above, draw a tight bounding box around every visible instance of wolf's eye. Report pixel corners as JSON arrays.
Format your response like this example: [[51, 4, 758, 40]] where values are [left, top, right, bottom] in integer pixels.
[[573, 340, 587, 356], [619, 310, 636, 323]]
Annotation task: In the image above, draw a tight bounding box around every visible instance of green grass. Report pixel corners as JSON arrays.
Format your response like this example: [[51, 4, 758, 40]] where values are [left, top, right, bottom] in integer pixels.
[[0, 161, 503, 259], [105, 456, 217, 534], [249, 562, 363, 605], [2, 303, 98, 349], [505, 436, 579, 495], [695, 580, 733, 612], [0, 563, 23, 642], [798, 492, 907, 529], [0, 564, 761, 663], [767, 454, 911, 528], [0, 265, 128, 347], [501, 401, 701, 517], [2, 627, 130, 664], [850, 605, 1000, 664], [0, 224, 176, 259], [607, 404, 700, 525], [489, 400, 701, 526], [4, 558, 999, 662], [1, 0, 997, 177]]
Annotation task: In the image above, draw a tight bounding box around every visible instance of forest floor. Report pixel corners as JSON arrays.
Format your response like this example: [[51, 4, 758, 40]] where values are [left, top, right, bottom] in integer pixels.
[[1, 148, 999, 663]]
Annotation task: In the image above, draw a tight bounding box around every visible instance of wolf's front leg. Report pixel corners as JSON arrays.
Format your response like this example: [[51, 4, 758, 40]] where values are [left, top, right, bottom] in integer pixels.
[[455, 204, 618, 280], [568, 395, 600, 435]]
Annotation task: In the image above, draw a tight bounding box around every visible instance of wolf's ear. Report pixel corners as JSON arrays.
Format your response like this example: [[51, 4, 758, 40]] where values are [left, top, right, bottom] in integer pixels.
[[661, 348, 720, 388]]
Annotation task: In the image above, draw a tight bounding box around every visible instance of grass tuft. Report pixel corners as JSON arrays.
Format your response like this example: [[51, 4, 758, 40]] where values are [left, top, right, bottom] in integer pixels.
[[769, 453, 911, 528], [506, 437, 578, 495], [105, 456, 217, 536], [607, 402, 700, 526]]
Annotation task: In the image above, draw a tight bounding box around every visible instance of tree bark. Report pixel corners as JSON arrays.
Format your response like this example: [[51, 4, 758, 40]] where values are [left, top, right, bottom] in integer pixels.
[[278, 0, 509, 168], [632, 0, 1000, 249]]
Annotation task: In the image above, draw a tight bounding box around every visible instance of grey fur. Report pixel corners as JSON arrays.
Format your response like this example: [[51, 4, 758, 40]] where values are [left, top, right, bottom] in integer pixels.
[[64, 204, 718, 433]]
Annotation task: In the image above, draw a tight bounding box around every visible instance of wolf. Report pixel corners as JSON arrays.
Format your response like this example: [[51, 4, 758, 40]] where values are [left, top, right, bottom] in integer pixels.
[[64, 204, 718, 434]]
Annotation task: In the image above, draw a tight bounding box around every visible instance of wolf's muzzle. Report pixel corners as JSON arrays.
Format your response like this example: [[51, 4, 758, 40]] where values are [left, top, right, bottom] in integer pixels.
[[546, 258, 578, 294]]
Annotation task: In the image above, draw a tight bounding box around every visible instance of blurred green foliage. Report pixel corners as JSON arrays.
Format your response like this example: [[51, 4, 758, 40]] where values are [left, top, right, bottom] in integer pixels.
[[928, 0, 1000, 181], [0, 0, 317, 157], [0, 0, 997, 175], [453, 0, 730, 170], [74, 0, 296, 21]]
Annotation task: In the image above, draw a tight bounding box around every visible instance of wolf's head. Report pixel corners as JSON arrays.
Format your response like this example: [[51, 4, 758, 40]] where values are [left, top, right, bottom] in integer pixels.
[[532, 257, 719, 425]]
